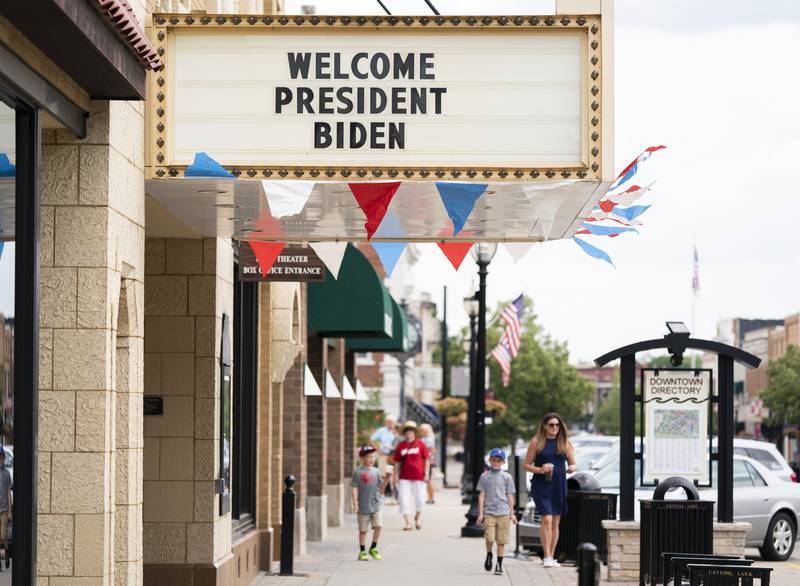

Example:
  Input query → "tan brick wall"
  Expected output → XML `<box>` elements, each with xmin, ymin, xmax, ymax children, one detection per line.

<box><xmin>143</xmin><ymin>237</ymin><xmax>234</xmax><ymax>567</ymax></box>
<box><xmin>306</xmin><ymin>335</ymin><xmax>327</xmax><ymax>497</ymax></box>
<box><xmin>326</xmin><ymin>340</ymin><xmax>345</xmax><ymax>485</ymax></box>
<box><xmin>38</xmin><ymin>100</ymin><xmax>145</xmax><ymax>585</ymax></box>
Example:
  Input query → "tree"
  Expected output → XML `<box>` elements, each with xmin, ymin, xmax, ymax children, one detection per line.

<box><xmin>762</xmin><ymin>345</ymin><xmax>800</xmax><ymax>425</ymax></box>
<box><xmin>593</xmin><ymin>369</ymin><xmax>621</xmax><ymax>435</ymax></box>
<box><xmin>484</xmin><ymin>297</ymin><xmax>594</xmax><ymax>448</ymax></box>
<box><xmin>432</xmin><ymin>328</ymin><xmax>468</xmax><ymax>396</ymax></box>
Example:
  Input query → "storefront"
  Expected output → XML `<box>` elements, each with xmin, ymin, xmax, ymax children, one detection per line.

<box><xmin>0</xmin><ymin>2</ymin><xmax>160</xmax><ymax>583</ymax></box>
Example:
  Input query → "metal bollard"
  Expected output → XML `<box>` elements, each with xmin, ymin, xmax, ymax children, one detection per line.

<box><xmin>279</xmin><ymin>475</ymin><xmax>296</xmax><ymax>576</ymax></box>
<box><xmin>577</xmin><ymin>543</ymin><xmax>600</xmax><ymax>586</ymax></box>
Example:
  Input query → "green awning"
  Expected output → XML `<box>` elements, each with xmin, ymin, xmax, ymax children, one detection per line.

<box><xmin>346</xmin><ymin>295</ymin><xmax>410</xmax><ymax>353</ymax></box>
<box><xmin>307</xmin><ymin>244</ymin><xmax>393</xmax><ymax>338</ymax></box>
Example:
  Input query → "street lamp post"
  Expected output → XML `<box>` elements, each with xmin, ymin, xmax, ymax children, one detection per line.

<box><xmin>461</xmin><ymin>294</ymin><xmax>479</xmax><ymax>504</ymax></box>
<box><xmin>461</xmin><ymin>243</ymin><xmax>497</xmax><ymax>538</ymax></box>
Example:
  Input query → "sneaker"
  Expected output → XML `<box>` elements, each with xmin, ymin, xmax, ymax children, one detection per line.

<box><xmin>550</xmin><ymin>559</ymin><xmax>561</xmax><ymax>568</ymax></box>
<box><xmin>543</xmin><ymin>558</ymin><xmax>553</xmax><ymax>567</ymax></box>
<box><xmin>495</xmin><ymin>563</ymin><xmax>503</xmax><ymax>575</ymax></box>
<box><xmin>358</xmin><ymin>550</ymin><xmax>369</xmax><ymax>561</ymax></box>
<box><xmin>484</xmin><ymin>552</ymin><xmax>493</xmax><ymax>572</ymax></box>
<box><xmin>369</xmin><ymin>547</ymin><xmax>381</xmax><ymax>560</ymax></box>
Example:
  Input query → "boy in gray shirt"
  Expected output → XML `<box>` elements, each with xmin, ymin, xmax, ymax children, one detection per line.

<box><xmin>351</xmin><ymin>446</ymin><xmax>388</xmax><ymax>561</ymax></box>
<box><xmin>477</xmin><ymin>448</ymin><xmax>516</xmax><ymax>575</ymax></box>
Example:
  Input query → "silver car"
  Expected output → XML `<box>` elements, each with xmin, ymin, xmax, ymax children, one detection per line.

<box><xmin>519</xmin><ymin>454</ymin><xmax>800</xmax><ymax>561</ymax></box>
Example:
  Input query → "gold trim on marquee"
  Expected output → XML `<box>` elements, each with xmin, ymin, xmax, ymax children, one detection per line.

<box><xmin>148</xmin><ymin>14</ymin><xmax>603</xmax><ymax>182</ymax></box>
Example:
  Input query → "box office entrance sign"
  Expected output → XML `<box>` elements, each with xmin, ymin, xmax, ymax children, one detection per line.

<box><xmin>239</xmin><ymin>243</ymin><xmax>326</xmax><ymax>281</ymax></box>
<box><xmin>642</xmin><ymin>369</ymin><xmax>713</xmax><ymax>485</ymax></box>
<box><xmin>149</xmin><ymin>14</ymin><xmax>605</xmax><ymax>181</ymax></box>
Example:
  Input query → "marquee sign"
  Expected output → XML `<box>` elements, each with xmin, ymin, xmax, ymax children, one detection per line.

<box><xmin>149</xmin><ymin>14</ymin><xmax>605</xmax><ymax>182</ymax></box>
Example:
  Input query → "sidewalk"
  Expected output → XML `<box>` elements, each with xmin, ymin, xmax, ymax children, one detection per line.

<box><xmin>254</xmin><ymin>486</ymin><xmax>580</xmax><ymax>586</ymax></box>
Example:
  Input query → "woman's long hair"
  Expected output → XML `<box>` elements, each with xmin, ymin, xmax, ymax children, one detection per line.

<box><xmin>534</xmin><ymin>412</ymin><xmax>570</xmax><ymax>455</ymax></box>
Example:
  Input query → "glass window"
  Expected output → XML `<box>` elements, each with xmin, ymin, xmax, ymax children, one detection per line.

<box><xmin>744</xmin><ymin>462</ymin><xmax>767</xmax><ymax>487</ymax></box>
<box><xmin>0</xmin><ymin>101</ymin><xmax>15</xmax><ymax>574</ymax></box>
<box><xmin>733</xmin><ymin>459</ymin><xmax>753</xmax><ymax>488</ymax></box>
<box><xmin>746</xmin><ymin>448</ymin><xmax>783</xmax><ymax>471</ymax></box>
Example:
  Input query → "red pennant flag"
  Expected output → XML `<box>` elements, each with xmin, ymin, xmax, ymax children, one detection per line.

<box><xmin>348</xmin><ymin>182</ymin><xmax>401</xmax><ymax>240</ymax></box>
<box><xmin>436</xmin><ymin>242</ymin><xmax>473</xmax><ymax>270</ymax></box>
<box><xmin>248</xmin><ymin>241</ymin><xmax>285</xmax><ymax>277</ymax></box>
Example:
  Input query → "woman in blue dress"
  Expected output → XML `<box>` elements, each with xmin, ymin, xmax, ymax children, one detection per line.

<box><xmin>524</xmin><ymin>413</ymin><xmax>576</xmax><ymax>567</ymax></box>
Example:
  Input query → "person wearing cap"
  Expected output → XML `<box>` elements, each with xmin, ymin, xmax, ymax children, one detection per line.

<box><xmin>390</xmin><ymin>421</ymin><xmax>430</xmax><ymax>530</ymax></box>
<box><xmin>351</xmin><ymin>445</ymin><xmax>389</xmax><ymax>561</ymax></box>
<box><xmin>477</xmin><ymin>448</ymin><xmax>516</xmax><ymax>576</ymax></box>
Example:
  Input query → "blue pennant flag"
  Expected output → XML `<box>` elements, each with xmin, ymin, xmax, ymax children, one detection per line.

<box><xmin>580</xmin><ymin>223</ymin><xmax>638</xmax><ymax>237</ymax></box>
<box><xmin>0</xmin><ymin>154</ymin><xmax>15</xmax><ymax>177</ymax></box>
<box><xmin>372</xmin><ymin>242</ymin><xmax>406</xmax><ymax>277</ymax></box>
<box><xmin>573</xmin><ymin>237</ymin><xmax>614</xmax><ymax>267</ymax></box>
<box><xmin>435</xmin><ymin>182</ymin><xmax>488</xmax><ymax>236</ymax></box>
<box><xmin>611</xmin><ymin>204</ymin><xmax>651</xmax><ymax>222</ymax></box>
<box><xmin>185</xmin><ymin>152</ymin><xmax>235</xmax><ymax>178</ymax></box>
<box><xmin>372</xmin><ymin>209</ymin><xmax>405</xmax><ymax>238</ymax></box>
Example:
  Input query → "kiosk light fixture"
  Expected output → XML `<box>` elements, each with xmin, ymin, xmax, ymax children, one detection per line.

<box><xmin>666</xmin><ymin>321</ymin><xmax>690</xmax><ymax>335</ymax></box>
<box><xmin>665</xmin><ymin>321</ymin><xmax>691</xmax><ymax>366</ymax></box>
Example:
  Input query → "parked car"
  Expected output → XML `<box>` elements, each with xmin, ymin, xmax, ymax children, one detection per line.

<box><xmin>588</xmin><ymin>437</ymin><xmax>795</xmax><ymax>483</ymax></box>
<box><xmin>520</xmin><ymin>454</ymin><xmax>800</xmax><ymax>561</ymax></box>
<box><xmin>570</xmin><ymin>433</ymin><xmax>619</xmax><ymax>451</ymax></box>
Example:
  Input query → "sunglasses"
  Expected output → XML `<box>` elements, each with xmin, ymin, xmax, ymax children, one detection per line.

<box><xmin>547</xmin><ymin>422</ymin><xmax>560</xmax><ymax>428</ymax></box>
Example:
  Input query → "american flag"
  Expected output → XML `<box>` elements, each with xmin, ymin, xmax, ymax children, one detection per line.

<box><xmin>491</xmin><ymin>295</ymin><xmax>525</xmax><ymax>386</ymax></box>
<box><xmin>692</xmin><ymin>244</ymin><xmax>700</xmax><ymax>295</ymax></box>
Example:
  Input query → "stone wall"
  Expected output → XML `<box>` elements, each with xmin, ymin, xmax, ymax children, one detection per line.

<box><xmin>38</xmin><ymin>99</ymin><xmax>146</xmax><ymax>585</ymax></box>
<box><xmin>142</xmin><ymin>237</ymin><xmax>234</xmax><ymax>578</ymax></box>
<box><xmin>603</xmin><ymin>520</ymin><xmax>751</xmax><ymax>583</ymax></box>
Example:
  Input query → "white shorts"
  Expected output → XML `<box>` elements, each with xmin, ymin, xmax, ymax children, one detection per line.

<box><xmin>397</xmin><ymin>479</ymin><xmax>426</xmax><ymax>516</ymax></box>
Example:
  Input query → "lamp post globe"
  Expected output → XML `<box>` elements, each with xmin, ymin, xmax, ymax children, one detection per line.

<box><xmin>461</xmin><ymin>243</ymin><xmax>495</xmax><ymax>537</ymax></box>
<box><xmin>470</xmin><ymin>242</ymin><xmax>498</xmax><ymax>264</ymax></box>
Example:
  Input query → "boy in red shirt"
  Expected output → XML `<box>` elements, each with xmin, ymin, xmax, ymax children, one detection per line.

<box><xmin>390</xmin><ymin>421</ymin><xmax>430</xmax><ymax>530</ymax></box>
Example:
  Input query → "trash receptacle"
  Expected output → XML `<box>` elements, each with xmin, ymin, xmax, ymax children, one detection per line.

<box><xmin>556</xmin><ymin>472</ymin><xmax>618</xmax><ymax>563</ymax></box>
<box><xmin>639</xmin><ymin>477</ymin><xmax>713</xmax><ymax>586</ymax></box>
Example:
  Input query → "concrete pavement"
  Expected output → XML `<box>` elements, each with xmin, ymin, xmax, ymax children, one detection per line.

<box><xmin>253</xmin><ymin>483</ymin><xmax>800</xmax><ymax>586</ymax></box>
<box><xmin>254</xmin><ymin>486</ymin><xmax>584</xmax><ymax>586</ymax></box>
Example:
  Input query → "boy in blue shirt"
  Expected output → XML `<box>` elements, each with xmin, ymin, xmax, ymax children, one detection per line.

<box><xmin>477</xmin><ymin>448</ymin><xmax>516</xmax><ymax>575</ymax></box>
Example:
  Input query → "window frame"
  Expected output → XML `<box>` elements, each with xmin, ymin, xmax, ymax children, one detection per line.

<box><xmin>231</xmin><ymin>270</ymin><xmax>258</xmax><ymax>533</ymax></box>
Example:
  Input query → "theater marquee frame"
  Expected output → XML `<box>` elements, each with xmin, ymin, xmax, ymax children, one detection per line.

<box><xmin>148</xmin><ymin>14</ymin><xmax>605</xmax><ymax>182</ymax></box>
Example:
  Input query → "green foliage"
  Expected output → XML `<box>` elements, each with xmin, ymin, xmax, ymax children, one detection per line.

<box><xmin>762</xmin><ymin>345</ymin><xmax>800</xmax><ymax>425</ymax></box>
<box><xmin>593</xmin><ymin>368</ymin><xmax>641</xmax><ymax>435</ymax></box>
<box><xmin>356</xmin><ymin>389</ymin><xmax>385</xmax><ymax>447</ymax></box>
<box><xmin>483</xmin><ymin>297</ymin><xmax>594</xmax><ymax>448</ymax></box>
<box><xmin>646</xmin><ymin>353</ymin><xmax>703</xmax><ymax>369</ymax></box>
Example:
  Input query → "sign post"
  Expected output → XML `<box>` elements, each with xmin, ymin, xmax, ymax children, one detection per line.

<box><xmin>594</xmin><ymin>322</ymin><xmax>761</xmax><ymax>523</ymax></box>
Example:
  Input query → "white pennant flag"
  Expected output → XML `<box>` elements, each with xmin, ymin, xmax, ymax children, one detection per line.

<box><xmin>504</xmin><ymin>243</ymin><xmax>535</xmax><ymax>262</ymax></box>
<box><xmin>354</xmin><ymin>379</ymin><xmax>369</xmax><ymax>401</ymax></box>
<box><xmin>262</xmin><ymin>180</ymin><xmax>315</xmax><ymax>218</ymax></box>
<box><xmin>309</xmin><ymin>242</ymin><xmax>348</xmax><ymax>279</ymax></box>
<box><xmin>523</xmin><ymin>186</ymin><xmax>567</xmax><ymax>241</ymax></box>
<box><xmin>341</xmin><ymin>377</ymin><xmax>358</xmax><ymax>400</ymax></box>
<box><xmin>324</xmin><ymin>370</ymin><xmax>341</xmax><ymax>398</ymax></box>
<box><xmin>304</xmin><ymin>364</ymin><xmax>323</xmax><ymax>396</ymax></box>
